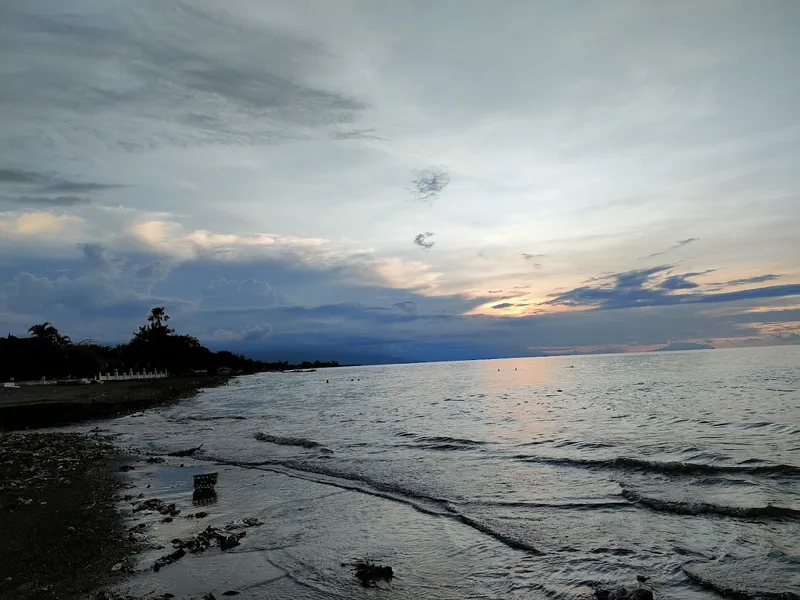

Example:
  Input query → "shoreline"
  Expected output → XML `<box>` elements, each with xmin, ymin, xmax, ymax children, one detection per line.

<box><xmin>0</xmin><ymin>376</ymin><xmax>231</xmax><ymax>599</ymax></box>
<box><xmin>0</xmin><ymin>375</ymin><xmax>231</xmax><ymax>431</ymax></box>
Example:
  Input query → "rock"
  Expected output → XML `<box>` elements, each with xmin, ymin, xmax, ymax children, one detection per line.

<box><xmin>609</xmin><ymin>587</ymin><xmax>628</xmax><ymax>600</ymax></box>
<box><xmin>629</xmin><ymin>589</ymin><xmax>653</xmax><ymax>600</ymax></box>
<box><xmin>222</xmin><ymin>592</ymin><xmax>240</xmax><ymax>596</ymax></box>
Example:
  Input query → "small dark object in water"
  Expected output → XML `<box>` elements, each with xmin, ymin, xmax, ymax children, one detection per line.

<box><xmin>222</xmin><ymin>592</ymin><xmax>241</xmax><ymax>597</ymax></box>
<box><xmin>193</xmin><ymin>472</ymin><xmax>218</xmax><ymax>490</ymax></box>
<box><xmin>118</xmin><ymin>465</ymin><xmax>134</xmax><ymax>472</ymax></box>
<box><xmin>350</xmin><ymin>559</ymin><xmax>394</xmax><ymax>587</ymax></box>
<box><xmin>168</xmin><ymin>444</ymin><xmax>204</xmax><ymax>457</ymax></box>
<box><xmin>636</xmin><ymin>575</ymin><xmax>649</xmax><ymax>584</ymax></box>
<box><xmin>557</xmin><ymin>389</ymin><xmax>563</xmax><ymax>392</ymax></box>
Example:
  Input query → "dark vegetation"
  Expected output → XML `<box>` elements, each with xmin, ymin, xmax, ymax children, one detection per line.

<box><xmin>0</xmin><ymin>307</ymin><xmax>338</xmax><ymax>381</ymax></box>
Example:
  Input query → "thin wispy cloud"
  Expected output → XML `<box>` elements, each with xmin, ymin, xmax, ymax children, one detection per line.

<box><xmin>641</xmin><ymin>238</ymin><xmax>700</xmax><ymax>260</ymax></box>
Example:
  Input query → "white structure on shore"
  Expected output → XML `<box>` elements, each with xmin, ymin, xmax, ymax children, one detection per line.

<box><xmin>96</xmin><ymin>369</ymin><xmax>168</xmax><ymax>382</ymax></box>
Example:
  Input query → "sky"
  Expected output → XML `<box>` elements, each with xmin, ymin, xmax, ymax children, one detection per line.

<box><xmin>1</xmin><ymin>0</ymin><xmax>799</xmax><ymax>363</ymax></box>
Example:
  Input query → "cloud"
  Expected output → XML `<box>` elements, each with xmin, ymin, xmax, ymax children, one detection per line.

<box><xmin>547</xmin><ymin>265</ymin><xmax>800</xmax><ymax>310</ymax></box>
<box><xmin>0</xmin><ymin>167</ymin><xmax>124</xmax><ymax>200</ymax></box>
<box><xmin>199</xmin><ymin>277</ymin><xmax>289</xmax><ymax>310</ymax></box>
<box><xmin>1</xmin><ymin>195</ymin><xmax>91</xmax><ymax>207</ymax></box>
<box><xmin>725</xmin><ymin>274</ymin><xmax>782</xmax><ymax>286</ymax></box>
<box><xmin>410</xmin><ymin>169</ymin><xmax>450</xmax><ymax>203</ymax></box>
<box><xmin>413</xmin><ymin>232</ymin><xmax>435</xmax><ymax>250</ymax></box>
<box><xmin>522</xmin><ymin>253</ymin><xmax>545</xmax><ymax>260</ymax></box>
<box><xmin>491</xmin><ymin>302</ymin><xmax>515</xmax><ymax>309</ymax></box>
<box><xmin>642</xmin><ymin>237</ymin><xmax>700</xmax><ymax>259</ymax></box>
<box><xmin>0</xmin><ymin>168</ymin><xmax>49</xmax><ymax>185</ymax></box>
<box><xmin>212</xmin><ymin>324</ymin><xmax>273</xmax><ymax>342</ymax></box>
<box><xmin>0</xmin><ymin>212</ymin><xmax>85</xmax><ymax>236</ymax></box>
<box><xmin>1</xmin><ymin>3</ymin><xmax>366</xmax><ymax>151</ymax></box>
<box><xmin>392</xmin><ymin>301</ymin><xmax>417</xmax><ymax>313</ymax></box>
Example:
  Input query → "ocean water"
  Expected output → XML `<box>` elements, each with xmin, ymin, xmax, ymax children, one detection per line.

<box><xmin>87</xmin><ymin>346</ymin><xmax>800</xmax><ymax>600</ymax></box>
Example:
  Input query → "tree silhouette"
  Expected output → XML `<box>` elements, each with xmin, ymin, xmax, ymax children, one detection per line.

<box><xmin>146</xmin><ymin>307</ymin><xmax>170</xmax><ymax>331</ymax></box>
<box><xmin>28</xmin><ymin>322</ymin><xmax>70</xmax><ymax>348</ymax></box>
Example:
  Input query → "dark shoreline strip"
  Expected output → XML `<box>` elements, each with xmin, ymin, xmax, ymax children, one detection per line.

<box><xmin>0</xmin><ymin>375</ymin><xmax>230</xmax><ymax>430</ymax></box>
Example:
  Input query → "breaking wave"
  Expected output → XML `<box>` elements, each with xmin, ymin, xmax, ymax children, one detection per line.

<box><xmin>682</xmin><ymin>565</ymin><xmax>800</xmax><ymax>600</ymax></box>
<box><xmin>622</xmin><ymin>489</ymin><xmax>800</xmax><ymax>520</ymax></box>
<box><xmin>516</xmin><ymin>455</ymin><xmax>800</xmax><ymax>477</ymax></box>
<box><xmin>403</xmin><ymin>435</ymin><xmax>490</xmax><ymax>451</ymax></box>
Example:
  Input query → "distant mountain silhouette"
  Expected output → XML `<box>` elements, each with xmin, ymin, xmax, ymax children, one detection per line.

<box><xmin>652</xmin><ymin>341</ymin><xmax>714</xmax><ymax>352</ymax></box>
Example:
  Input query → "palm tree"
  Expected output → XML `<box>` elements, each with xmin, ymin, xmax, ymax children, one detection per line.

<box><xmin>28</xmin><ymin>322</ymin><xmax>70</xmax><ymax>347</ymax></box>
<box><xmin>147</xmin><ymin>307</ymin><xmax>169</xmax><ymax>330</ymax></box>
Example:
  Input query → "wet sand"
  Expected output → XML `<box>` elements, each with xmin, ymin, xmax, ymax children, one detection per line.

<box><xmin>0</xmin><ymin>376</ymin><xmax>229</xmax><ymax>430</ymax></box>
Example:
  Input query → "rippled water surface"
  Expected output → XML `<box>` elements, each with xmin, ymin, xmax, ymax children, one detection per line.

<box><xmin>91</xmin><ymin>347</ymin><xmax>800</xmax><ymax>599</ymax></box>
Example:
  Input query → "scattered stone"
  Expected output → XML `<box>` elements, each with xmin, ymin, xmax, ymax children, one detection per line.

<box><xmin>133</xmin><ymin>498</ymin><xmax>180</xmax><ymax>517</ymax></box>
<box><xmin>225</xmin><ymin>517</ymin><xmax>263</xmax><ymax>529</ymax></box>
<box><xmin>153</xmin><ymin>547</ymin><xmax>186</xmax><ymax>572</ymax></box>
<box><xmin>184</xmin><ymin>511</ymin><xmax>209</xmax><ymax>519</ymax></box>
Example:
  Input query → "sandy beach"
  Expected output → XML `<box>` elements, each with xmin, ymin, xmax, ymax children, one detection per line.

<box><xmin>0</xmin><ymin>376</ymin><xmax>231</xmax><ymax>600</ymax></box>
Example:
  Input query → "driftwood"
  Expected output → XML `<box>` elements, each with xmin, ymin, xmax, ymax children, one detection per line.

<box><xmin>167</xmin><ymin>444</ymin><xmax>203</xmax><ymax>457</ymax></box>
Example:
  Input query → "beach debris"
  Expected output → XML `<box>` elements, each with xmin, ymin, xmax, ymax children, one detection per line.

<box><xmin>192</xmin><ymin>488</ymin><xmax>218</xmax><ymax>506</ymax></box>
<box><xmin>153</xmin><ymin>547</ymin><xmax>186</xmax><ymax>572</ymax></box>
<box><xmin>168</xmin><ymin>444</ymin><xmax>204</xmax><ymax>457</ymax></box>
<box><xmin>155</xmin><ymin>517</ymin><xmax>264</xmax><ymax>570</ymax></box>
<box><xmin>193</xmin><ymin>472</ymin><xmax>218</xmax><ymax>491</ymax></box>
<box><xmin>344</xmin><ymin>559</ymin><xmax>394</xmax><ymax>587</ymax></box>
<box><xmin>133</xmin><ymin>498</ymin><xmax>181</xmax><ymax>517</ymax></box>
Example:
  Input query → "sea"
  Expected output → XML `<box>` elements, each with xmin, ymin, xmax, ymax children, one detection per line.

<box><xmin>81</xmin><ymin>346</ymin><xmax>800</xmax><ymax>600</ymax></box>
